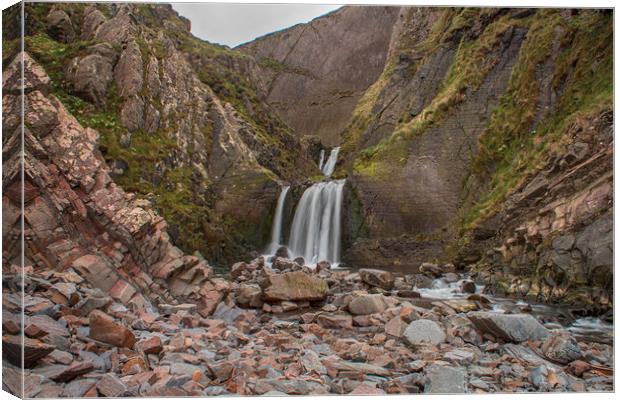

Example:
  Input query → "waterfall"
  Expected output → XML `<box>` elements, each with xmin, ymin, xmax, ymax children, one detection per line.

<box><xmin>321</xmin><ymin>147</ymin><xmax>340</xmax><ymax>177</ymax></box>
<box><xmin>287</xmin><ymin>179</ymin><xmax>345</xmax><ymax>265</ymax></box>
<box><xmin>267</xmin><ymin>185</ymin><xmax>290</xmax><ymax>254</ymax></box>
<box><xmin>318</xmin><ymin>149</ymin><xmax>325</xmax><ymax>171</ymax></box>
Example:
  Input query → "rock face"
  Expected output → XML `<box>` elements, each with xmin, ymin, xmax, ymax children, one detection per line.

<box><xmin>467</xmin><ymin>312</ymin><xmax>550</xmax><ymax>343</ymax></box>
<box><xmin>17</xmin><ymin>3</ymin><xmax>316</xmax><ymax>266</ymax></box>
<box><xmin>240</xmin><ymin>6</ymin><xmax>400</xmax><ymax>146</ymax></box>
<box><xmin>261</xmin><ymin>271</ymin><xmax>328</xmax><ymax>301</ymax></box>
<box><xmin>2</xmin><ymin>51</ymin><xmax>224</xmax><ymax>318</ymax></box>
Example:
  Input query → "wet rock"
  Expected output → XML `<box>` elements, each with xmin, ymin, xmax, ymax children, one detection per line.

<box><xmin>467</xmin><ymin>312</ymin><xmax>550</xmax><ymax>342</ymax></box>
<box><xmin>316</xmin><ymin>260</ymin><xmax>331</xmax><ymax>272</ymax></box>
<box><xmin>403</xmin><ymin>319</ymin><xmax>446</xmax><ymax>346</ymax></box>
<box><xmin>317</xmin><ymin>313</ymin><xmax>353</xmax><ymax>329</ymax></box>
<box><xmin>262</xmin><ymin>271</ymin><xmax>328</xmax><ymax>301</ymax></box>
<box><xmin>97</xmin><ymin>373</ymin><xmax>128</xmax><ymax>397</ymax></box>
<box><xmin>458</xmin><ymin>279</ymin><xmax>476</xmax><ymax>294</ymax></box>
<box><xmin>359</xmin><ymin>268</ymin><xmax>395</xmax><ymax>290</ymax></box>
<box><xmin>294</xmin><ymin>257</ymin><xmax>306</xmax><ymax>266</ymax></box>
<box><xmin>419</xmin><ymin>263</ymin><xmax>442</xmax><ymax>278</ymax></box>
<box><xmin>3</xmin><ymin>335</ymin><xmax>55</xmax><ymax>368</ymax></box>
<box><xmin>397</xmin><ymin>290</ymin><xmax>421</xmax><ymax>298</ymax></box>
<box><xmin>425</xmin><ymin>365</ymin><xmax>466</xmax><ymax>393</ymax></box>
<box><xmin>275</xmin><ymin>246</ymin><xmax>290</xmax><ymax>259</ymax></box>
<box><xmin>272</xmin><ymin>257</ymin><xmax>298</xmax><ymax>271</ymax></box>
<box><xmin>541</xmin><ymin>331</ymin><xmax>582</xmax><ymax>364</ymax></box>
<box><xmin>89</xmin><ymin>310</ymin><xmax>136</xmax><ymax>348</ymax></box>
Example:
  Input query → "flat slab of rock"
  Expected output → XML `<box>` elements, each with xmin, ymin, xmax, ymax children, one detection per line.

<box><xmin>359</xmin><ymin>269</ymin><xmax>394</xmax><ymax>290</ymax></box>
<box><xmin>425</xmin><ymin>365</ymin><xmax>466</xmax><ymax>393</ymax></box>
<box><xmin>3</xmin><ymin>335</ymin><xmax>55</xmax><ymax>368</ymax></box>
<box><xmin>467</xmin><ymin>311</ymin><xmax>550</xmax><ymax>343</ymax></box>
<box><xmin>403</xmin><ymin>319</ymin><xmax>446</xmax><ymax>346</ymax></box>
<box><xmin>262</xmin><ymin>271</ymin><xmax>328</xmax><ymax>301</ymax></box>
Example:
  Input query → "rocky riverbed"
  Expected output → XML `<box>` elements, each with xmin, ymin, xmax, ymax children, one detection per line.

<box><xmin>2</xmin><ymin>257</ymin><xmax>613</xmax><ymax>396</ymax></box>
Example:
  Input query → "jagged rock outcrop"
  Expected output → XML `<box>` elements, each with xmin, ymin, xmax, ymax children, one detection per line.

<box><xmin>3</xmin><ymin>52</ymin><xmax>222</xmax><ymax>316</ymax></box>
<box><xmin>240</xmin><ymin>6</ymin><xmax>400</xmax><ymax>146</ymax></box>
<box><xmin>14</xmin><ymin>3</ymin><xmax>316</xmax><ymax>265</ymax></box>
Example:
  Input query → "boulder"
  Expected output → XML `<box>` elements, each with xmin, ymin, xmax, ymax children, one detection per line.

<box><xmin>46</xmin><ymin>7</ymin><xmax>76</xmax><ymax>42</ymax></box>
<box><xmin>419</xmin><ymin>263</ymin><xmax>442</xmax><ymax>278</ymax></box>
<box><xmin>348</xmin><ymin>294</ymin><xmax>386</xmax><ymax>315</ymax></box>
<box><xmin>65</xmin><ymin>54</ymin><xmax>114</xmax><ymax>105</ymax></box>
<box><xmin>467</xmin><ymin>312</ymin><xmax>550</xmax><ymax>342</ymax></box>
<box><xmin>262</xmin><ymin>271</ymin><xmax>328</xmax><ymax>302</ymax></box>
<box><xmin>541</xmin><ymin>332</ymin><xmax>582</xmax><ymax>364</ymax></box>
<box><xmin>235</xmin><ymin>283</ymin><xmax>263</xmax><ymax>308</ymax></box>
<box><xmin>316</xmin><ymin>260</ymin><xmax>331</xmax><ymax>272</ymax></box>
<box><xmin>424</xmin><ymin>365</ymin><xmax>466</xmax><ymax>393</ymax></box>
<box><xmin>403</xmin><ymin>319</ymin><xmax>446</xmax><ymax>346</ymax></box>
<box><xmin>275</xmin><ymin>246</ymin><xmax>290</xmax><ymax>259</ymax></box>
<box><xmin>88</xmin><ymin>310</ymin><xmax>136</xmax><ymax>348</ymax></box>
<box><xmin>384</xmin><ymin>316</ymin><xmax>407</xmax><ymax>337</ymax></box>
<box><xmin>458</xmin><ymin>279</ymin><xmax>476</xmax><ymax>294</ymax></box>
<box><xmin>272</xmin><ymin>257</ymin><xmax>298</xmax><ymax>271</ymax></box>
<box><xmin>359</xmin><ymin>269</ymin><xmax>395</xmax><ymax>290</ymax></box>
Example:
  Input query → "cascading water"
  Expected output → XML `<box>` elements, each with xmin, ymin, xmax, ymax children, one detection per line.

<box><xmin>267</xmin><ymin>185</ymin><xmax>290</xmax><ymax>254</ymax></box>
<box><xmin>321</xmin><ymin>147</ymin><xmax>340</xmax><ymax>177</ymax></box>
<box><xmin>266</xmin><ymin>146</ymin><xmax>344</xmax><ymax>266</ymax></box>
<box><xmin>287</xmin><ymin>179</ymin><xmax>345</xmax><ymax>265</ymax></box>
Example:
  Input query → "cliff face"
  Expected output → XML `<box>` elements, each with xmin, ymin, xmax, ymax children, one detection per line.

<box><xmin>240</xmin><ymin>6</ymin><xmax>400</xmax><ymax>146</ymax></box>
<box><xmin>338</xmin><ymin>8</ymin><xmax>613</xmax><ymax>310</ymax></box>
<box><xmin>5</xmin><ymin>3</ymin><xmax>316</xmax><ymax>266</ymax></box>
<box><xmin>3</xmin><ymin>51</ymin><xmax>228</xmax><ymax>316</ymax></box>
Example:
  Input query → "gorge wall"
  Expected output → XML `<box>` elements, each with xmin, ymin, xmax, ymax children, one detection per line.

<box><xmin>4</xmin><ymin>2</ymin><xmax>317</xmax><ymax>267</ymax></box>
<box><xmin>243</xmin><ymin>7</ymin><xmax>613</xmax><ymax>311</ymax></box>
<box><xmin>240</xmin><ymin>6</ymin><xmax>400</xmax><ymax>146</ymax></box>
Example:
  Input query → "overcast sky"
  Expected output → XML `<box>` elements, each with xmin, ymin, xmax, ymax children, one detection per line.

<box><xmin>171</xmin><ymin>3</ymin><xmax>343</xmax><ymax>47</ymax></box>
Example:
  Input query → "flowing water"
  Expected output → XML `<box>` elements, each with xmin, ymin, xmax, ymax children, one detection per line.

<box><xmin>321</xmin><ymin>147</ymin><xmax>340</xmax><ymax>177</ymax></box>
<box><xmin>413</xmin><ymin>275</ymin><xmax>613</xmax><ymax>345</ymax></box>
<box><xmin>318</xmin><ymin>149</ymin><xmax>325</xmax><ymax>172</ymax></box>
<box><xmin>267</xmin><ymin>185</ymin><xmax>290</xmax><ymax>254</ymax></box>
<box><xmin>287</xmin><ymin>179</ymin><xmax>345</xmax><ymax>265</ymax></box>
